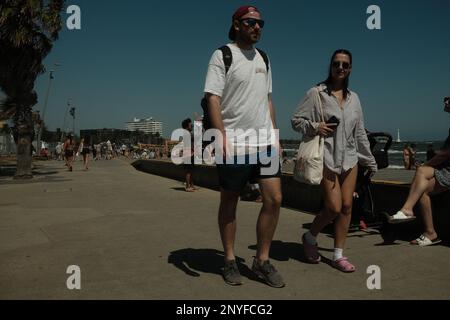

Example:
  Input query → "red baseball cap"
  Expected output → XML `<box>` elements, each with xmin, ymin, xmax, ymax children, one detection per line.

<box><xmin>228</xmin><ymin>6</ymin><xmax>260</xmax><ymax>40</ymax></box>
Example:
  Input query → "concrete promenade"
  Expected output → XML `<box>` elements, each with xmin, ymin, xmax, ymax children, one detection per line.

<box><xmin>1</xmin><ymin>158</ymin><xmax>449</xmax><ymax>299</ymax></box>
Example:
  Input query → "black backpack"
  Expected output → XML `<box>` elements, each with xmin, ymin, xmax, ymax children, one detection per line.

<box><xmin>201</xmin><ymin>45</ymin><xmax>270</xmax><ymax>130</ymax></box>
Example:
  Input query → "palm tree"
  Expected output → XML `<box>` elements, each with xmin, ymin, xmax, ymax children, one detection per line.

<box><xmin>0</xmin><ymin>0</ymin><xmax>64</xmax><ymax>179</ymax></box>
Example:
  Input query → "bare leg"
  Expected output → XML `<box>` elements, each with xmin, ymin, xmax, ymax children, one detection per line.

<box><xmin>417</xmin><ymin>177</ymin><xmax>448</xmax><ymax>239</ymax></box>
<box><xmin>218</xmin><ymin>190</ymin><xmax>240</xmax><ymax>261</ymax></box>
<box><xmin>255</xmin><ymin>177</ymin><xmax>282</xmax><ymax>261</ymax></box>
<box><xmin>185</xmin><ymin>171</ymin><xmax>194</xmax><ymax>191</ymax></box>
<box><xmin>310</xmin><ymin>167</ymin><xmax>341</xmax><ymax>237</ymax></box>
<box><xmin>83</xmin><ymin>154</ymin><xmax>88</xmax><ymax>169</ymax></box>
<box><xmin>334</xmin><ymin>165</ymin><xmax>358</xmax><ymax>249</ymax></box>
<box><xmin>401</xmin><ymin>166</ymin><xmax>436</xmax><ymax>216</ymax></box>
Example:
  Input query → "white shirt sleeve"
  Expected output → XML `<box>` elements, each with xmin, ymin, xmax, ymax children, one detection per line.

<box><xmin>204</xmin><ymin>50</ymin><xmax>225</xmax><ymax>97</ymax></box>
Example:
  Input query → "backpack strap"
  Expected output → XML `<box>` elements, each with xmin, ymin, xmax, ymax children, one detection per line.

<box><xmin>218</xmin><ymin>45</ymin><xmax>233</xmax><ymax>75</ymax></box>
<box><xmin>256</xmin><ymin>48</ymin><xmax>270</xmax><ymax>72</ymax></box>
<box><xmin>219</xmin><ymin>46</ymin><xmax>269</xmax><ymax>74</ymax></box>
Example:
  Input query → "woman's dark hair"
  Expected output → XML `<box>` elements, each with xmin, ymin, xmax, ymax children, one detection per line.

<box><xmin>319</xmin><ymin>49</ymin><xmax>353</xmax><ymax>100</ymax></box>
<box><xmin>181</xmin><ymin>118</ymin><xmax>192</xmax><ymax>130</ymax></box>
<box><xmin>67</xmin><ymin>134</ymin><xmax>73</xmax><ymax>143</ymax></box>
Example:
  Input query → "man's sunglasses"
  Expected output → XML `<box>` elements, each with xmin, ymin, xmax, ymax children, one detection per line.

<box><xmin>444</xmin><ymin>97</ymin><xmax>450</xmax><ymax>104</ymax></box>
<box><xmin>332</xmin><ymin>61</ymin><xmax>351</xmax><ymax>70</ymax></box>
<box><xmin>239</xmin><ymin>18</ymin><xmax>265</xmax><ymax>29</ymax></box>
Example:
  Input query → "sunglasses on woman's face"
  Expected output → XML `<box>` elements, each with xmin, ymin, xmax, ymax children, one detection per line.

<box><xmin>239</xmin><ymin>18</ymin><xmax>265</xmax><ymax>29</ymax></box>
<box><xmin>332</xmin><ymin>61</ymin><xmax>351</xmax><ymax>70</ymax></box>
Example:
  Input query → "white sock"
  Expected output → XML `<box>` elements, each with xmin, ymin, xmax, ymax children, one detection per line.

<box><xmin>333</xmin><ymin>248</ymin><xmax>343</xmax><ymax>261</ymax></box>
<box><xmin>304</xmin><ymin>232</ymin><xmax>317</xmax><ymax>245</ymax></box>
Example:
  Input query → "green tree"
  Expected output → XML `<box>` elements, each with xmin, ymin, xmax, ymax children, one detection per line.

<box><xmin>0</xmin><ymin>0</ymin><xmax>64</xmax><ymax>179</ymax></box>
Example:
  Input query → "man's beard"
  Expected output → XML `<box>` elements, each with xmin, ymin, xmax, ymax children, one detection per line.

<box><xmin>241</xmin><ymin>31</ymin><xmax>260</xmax><ymax>44</ymax></box>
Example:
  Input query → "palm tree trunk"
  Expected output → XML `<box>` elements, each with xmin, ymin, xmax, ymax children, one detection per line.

<box><xmin>14</xmin><ymin>108</ymin><xmax>33</xmax><ymax>179</ymax></box>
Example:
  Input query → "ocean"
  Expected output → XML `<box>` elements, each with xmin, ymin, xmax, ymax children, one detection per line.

<box><xmin>282</xmin><ymin>140</ymin><xmax>445</xmax><ymax>170</ymax></box>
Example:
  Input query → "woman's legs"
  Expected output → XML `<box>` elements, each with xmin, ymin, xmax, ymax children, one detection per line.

<box><xmin>303</xmin><ymin>166</ymin><xmax>358</xmax><ymax>270</ymax></box>
<box><xmin>334</xmin><ymin>165</ymin><xmax>358</xmax><ymax>250</ymax></box>
<box><xmin>309</xmin><ymin>167</ymin><xmax>342</xmax><ymax>237</ymax></box>
<box><xmin>68</xmin><ymin>156</ymin><xmax>73</xmax><ymax>170</ymax></box>
<box><xmin>416</xmin><ymin>177</ymin><xmax>448</xmax><ymax>239</ymax></box>
<box><xmin>400</xmin><ymin>166</ymin><xmax>437</xmax><ymax>216</ymax></box>
<box><xmin>83</xmin><ymin>154</ymin><xmax>88</xmax><ymax>169</ymax></box>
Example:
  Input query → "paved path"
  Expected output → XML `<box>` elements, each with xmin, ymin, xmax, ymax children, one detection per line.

<box><xmin>0</xmin><ymin>159</ymin><xmax>449</xmax><ymax>299</ymax></box>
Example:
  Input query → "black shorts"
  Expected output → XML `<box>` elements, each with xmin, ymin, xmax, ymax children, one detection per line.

<box><xmin>81</xmin><ymin>147</ymin><xmax>90</xmax><ymax>155</ymax></box>
<box><xmin>216</xmin><ymin>147</ymin><xmax>281</xmax><ymax>193</ymax></box>
<box><xmin>183</xmin><ymin>155</ymin><xmax>195</xmax><ymax>171</ymax></box>
<box><xmin>65</xmin><ymin>150</ymin><xmax>74</xmax><ymax>157</ymax></box>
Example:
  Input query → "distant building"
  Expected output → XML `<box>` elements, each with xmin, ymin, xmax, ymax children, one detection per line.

<box><xmin>125</xmin><ymin>117</ymin><xmax>163</xmax><ymax>136</ymax></box>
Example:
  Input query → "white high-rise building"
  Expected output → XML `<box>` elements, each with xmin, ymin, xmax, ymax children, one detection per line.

<box><xmin>125</xmin><ymin>117</ymin><xmax>163</xmax><ymax>136</ymax></box>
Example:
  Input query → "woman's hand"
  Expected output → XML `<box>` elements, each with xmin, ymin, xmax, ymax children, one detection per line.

<box><xmin>317</xmin><ymin>122</ymin><xmax>337</xmax><ymax>137</ymax></box>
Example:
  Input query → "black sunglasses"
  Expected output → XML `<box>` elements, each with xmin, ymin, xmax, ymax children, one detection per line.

<box><xmin>444</xmin><ymin>97</ymin><xmax>450</xmax><ymax>104</ymax></box>
<box><xmin>332</xmin><ymin>61</ymin><xmax>351</xmax><ymax>70</ymax></box>
<box><xmin>239</xmin><ymin>18</ymin><xmax>265</xmax><ymax>29</ymax></box>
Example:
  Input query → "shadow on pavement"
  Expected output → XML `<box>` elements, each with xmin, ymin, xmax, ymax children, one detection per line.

<box><xmin>248</xmin><ymin>240</ymin><xmax>310</xmax><ymax>264</ymax></box>
<box><xmin>0</xmin><ymin>164</ymin><xmax>71</xmax><ymax>184</ymax></box>
<box><xmin>171</xmin><ymin>187</ymin><xmax>188</xmax><ymax>192</ymax></box>
<box><xmin>168</xmin><ymin>248</ymin><xmax>260</xmax><ymax>282</ymax></box>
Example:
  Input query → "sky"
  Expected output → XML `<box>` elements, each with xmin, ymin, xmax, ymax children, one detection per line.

<box><xmin>28</xmin><ymin>0</ymin><xmax>450</xmax><ymax>141</ymax></box>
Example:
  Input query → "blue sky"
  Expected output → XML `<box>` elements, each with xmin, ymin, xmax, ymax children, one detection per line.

<box><xmin>31</xmin><ymin>0</ymin><xmax>450</xmax><ymax>140</ymax></box>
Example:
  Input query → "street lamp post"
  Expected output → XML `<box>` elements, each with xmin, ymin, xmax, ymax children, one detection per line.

<box><xmin>70</xmin><ymin>107</ymin><xmax>76</xmax><ymax>135</ymax></box>
<box><xmin>36</xmin><ymin>63</ymin><xmax>60</xmax><ymax>153</ymax></box>
<box><xmin>62</xmin><ymin>98</ymin><xmax>72</xmax><ymax>141</ymax></box>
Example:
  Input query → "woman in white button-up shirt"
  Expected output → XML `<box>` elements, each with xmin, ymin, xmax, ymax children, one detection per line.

<box><xmin>291</xmin><ymin>49</ymin><xmax>377</xmax><ymax>272</ymax></box>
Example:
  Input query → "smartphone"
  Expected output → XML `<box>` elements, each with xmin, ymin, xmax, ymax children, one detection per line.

<box><xmin>326</xmin><ymin>116</ymin><xmax>340</xmax><ymax>126</ymax></box>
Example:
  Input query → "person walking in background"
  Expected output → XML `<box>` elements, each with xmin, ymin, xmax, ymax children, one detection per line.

<box><xmin>63</xmin><ymin>134</ymin><xmax>75</xmax><ymax>172</ymax></box>
<box><xmin>204</xmin><ymin>5</ymin><xmax>284</xmax><ymax>287</ymax></box>
<box><xmin>77</xmin><ymin>138</ymin><xmax>84</xmax><ymax>162</ymax></box>
<box><xmin>92</xmin><ymin>142</ymin><xmax>97</xmax><ymax>161</ymax></box>
<box><xmin>388</xmin><ymin>96</ymin><xmax>450</xmax><ymax>245</ymax></box>
<box><xmin>291</xmin><ymin>49</ymin><xmax>377</xmax><ymax>273</ymax></box>
<box><xmin>181</xmin><ymin>118</ymin><xmax>196</xmax><ymax>192</ymax></box>
<box><xmin>96</xmin><ymin>143</ymin><xmax>101</xmax><ymax>160</ymax></box>
<box><xmin>55</xmin><ymin>142</ymin><xmax>63</xmax><ymax>161</ymax></box>
<box><xmin>81</xmin><ymin>136</ymin><xmax>91</xmax><ymax>170</ymax></box>
<box><xmin>106</xmin><ymin>140</ymin><xmax>112</xmax><ymax>160</ymax></box>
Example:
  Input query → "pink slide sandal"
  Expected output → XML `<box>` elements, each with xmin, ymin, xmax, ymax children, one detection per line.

<box><xmin>332</xmin><ymin>257</ymin><xmax>356</xmax><ymax>273</ymax></box>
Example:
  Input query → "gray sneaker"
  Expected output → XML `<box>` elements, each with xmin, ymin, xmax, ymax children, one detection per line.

<box><xmin>252</xmin><ymin>258</ymin><xmax>285</xmax><ymax>288</ymax></box>
<box><xmin>222</xmin><ymin>260</ymin><xmax>242</xmax><ymax>286</ymax></box>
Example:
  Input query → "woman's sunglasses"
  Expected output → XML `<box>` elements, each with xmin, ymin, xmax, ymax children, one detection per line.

<box><xmin>332</xmin><ymin>61</ymin><xmax>351</xmax><ymax>70</ymax></box>
<box><xmin>239</xmin><ymin>18</ymin><xmax>265</xmax><ymax>29</ymax></box>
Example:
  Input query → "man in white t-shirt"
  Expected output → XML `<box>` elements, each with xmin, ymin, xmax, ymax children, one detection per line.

<box><xmin>204</xmin><ymin>5</ymin><xmax>284</xmax><ymax>288</ymax></box>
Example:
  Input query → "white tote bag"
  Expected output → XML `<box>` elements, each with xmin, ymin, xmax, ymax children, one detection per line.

<box><xmin>293</xmin><ymin>88</ymin><xmax>325</xmax><ymax>185</ymax></box>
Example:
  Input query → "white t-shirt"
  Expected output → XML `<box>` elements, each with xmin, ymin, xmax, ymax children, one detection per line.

<box><xmin>204</xmin><ymin>43</ymin><xmax>274</xmax><ymax>149</ymax></box>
